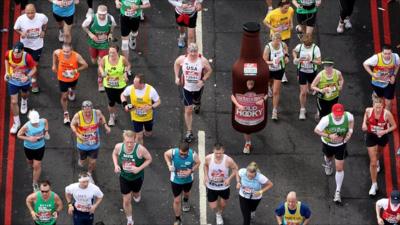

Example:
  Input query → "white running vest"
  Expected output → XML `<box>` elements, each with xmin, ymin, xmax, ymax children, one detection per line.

<box><xmin>206</xmin><ymin>154</ymin><xmax>230</xmax><ymax>190</ymax></box>
<box><xmin>182</xmin><ymin>55</ymin><xmax>204</xmax><ymax>92</ymax></box>
<box><xmin>268</xmin><ymin>42</ymin><xmax>285</xmax><ymax>71</ymax></box>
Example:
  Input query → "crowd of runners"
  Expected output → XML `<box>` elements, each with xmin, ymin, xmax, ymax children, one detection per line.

<box><xmin>3</xmin><ymin>0</ymin><xmax>400</xmax><ymax>224</ymax></box>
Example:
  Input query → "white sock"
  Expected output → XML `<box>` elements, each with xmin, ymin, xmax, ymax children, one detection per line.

<box><xmin>268</xmin><ymin>6</ymin><xmax>273</xmax><ymax>10</ymax></box>
<box><xmin>179</xmin><ymin>33</ymin><xmax>185</xmax><ymax>38</ymax></box>
<box><xmin>13</xmin><ymin>116</ymin><xmax>20</xmax><ymax>125</ymax></box>
<box><xmin>245</xmin><ymin>141</ymin><xmax>251</xmax><ymax>145</ymax></box>
<box><xmin>21</xmin><ymin>98</ymin><xmax>27</xmax><ymax>104</ymax></box>
<box><xmin>127</xmin><ymin>216</ymin><xmax>133</xmax><ymax>222</ymax></box>
<box><xmin>372</xmin><ymin>182</ymin><xmax>378</xmax><ymax>187</ymax></box>
<box><xmin>335</xmin><ymin>171</ymin><xmax>344</xmax><ymax>192</ymax></box>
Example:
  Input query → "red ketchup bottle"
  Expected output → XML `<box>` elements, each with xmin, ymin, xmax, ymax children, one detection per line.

<box><xmin>231</xmin><ymin>22</ymin><xmax>269</xmax><ymax>133</ymax></box>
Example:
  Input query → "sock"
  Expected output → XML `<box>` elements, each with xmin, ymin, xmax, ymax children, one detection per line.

<box><xmin>13</xmin><ymin>116</ymin><xmax>20</xmax><ymax>125</ymax></box>
<box><xmin>245</xmin><ymin>141</ymin><xmax>251</xmax><ymax>145</ymax></box>
<box><xmin>268</xmin><ymin>6</ymin><xmax>273</xmax><ymax>11</ymax></box>
<box><xmin>372</xmin><ymin>182</ymin><xmax>378</xmax><ymax>187</ymax></box>
<box><xmin>179</xmin><ymin>33</ymin><xmax>185</xmax><ymax>39</ymax></box>
<box><xmin>183</xmin><ymin>197</ymin><xmax>188</xmax><ymax>202</ymax></box>
<box><xmin>127</xmin><ymin>216</ymin><xmax>133</xmax><ymax>222</ymax></box>
<box><xmin>335</xmin><ymin>171</ymin><xmax>344</xmax><ymax>192</ymax></box>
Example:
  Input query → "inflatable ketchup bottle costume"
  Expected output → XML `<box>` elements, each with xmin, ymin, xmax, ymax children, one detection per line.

<box><xmin>231</xmin><ymin>22</ymin><xmax>269</xmax><ymax>153</ymax></box>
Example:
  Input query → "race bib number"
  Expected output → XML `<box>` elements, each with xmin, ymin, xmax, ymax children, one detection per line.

<box><xmin>185</xmin><ymin>72</ymin><xmax>200</xmax><ymax>83</ymax></box>
<box><xmin>135</xmin><ymin>108</ymin><xmax>147</xmax><ymax>116</ymax></box>
<box><xmin>242</xmin><ymin>186</ymin><xmax>254</xmax><ymax>197</ymax></box>
<box><xmin>107</xmin><ymin>77</ymin><xmax>119</xmax><ymax>87</ymax></box>
<box><xmin>75</xmin><ymin>203</ymin><xmax>91</xmax><ymax>212</ymax></box>
<box><xmin>62</xmin><ymin>69</ymin><xmax>76</xmax><ymax>79</ymax></box>
<box><xmin>26</xmin><ymin>28</ymin><xmax>40</xmax><ymax>39</ymax></box>
<box><xmin>124</xmin><ymin>8</ymin><xmax>137</xmax><ymax>17</ymax></box>
<box><xmin>83</xmin><ymin>132</ymin><xmax>98</xmax><ymax>145</ymax></box>
<box><xmin>122</xmin><ymin>160</ymin><xmax>136</xmax><ymax>173</ymax></box>
<box><xmin>37</xmin><ymin>212</ymin><xmax>52</xmax><ymax>221</ymax></box>
<box><xmin>176</xmin><ymin>169</ymin><xmax>189</xmax><ymax>178</ymax></box>
<box><xmin>96</xmin><ymin>33</ymin><xmax>108</xmax><ymax>43</ymax></box>
<box><xmin>11</xmin><ymin>70</ymin><xmax>26</xmax><ymax>81</ymax></box>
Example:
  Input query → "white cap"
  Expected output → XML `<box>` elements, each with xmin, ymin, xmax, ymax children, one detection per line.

<box><xmin>28</xmin><ymin>110</ymin><xmax>40</xmax><ymax>124</ymax></box>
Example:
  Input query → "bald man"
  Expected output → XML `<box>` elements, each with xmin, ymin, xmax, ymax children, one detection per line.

<box><xmin>14</xmin><ymin>3</ymin><xmax>48</xmax><ymax>93</ymax></box>
<box><xmin>275</xmin><ymin>191</ymin><xmax>311</xmax><ymax>225</ymax></box>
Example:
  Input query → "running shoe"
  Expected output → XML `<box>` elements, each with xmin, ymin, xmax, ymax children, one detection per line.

<box><xmin>369</xmin><ymin>183</ymin><xmax>378</xmax><ymax>196</ymax></box>
<box><xmin>268</xmin><ymin>86</ymin><xmax>273</xmax><ymax>97</ymax></box>
<box><xmin>281</xmin><ymin>73</ymin><xmax>288</xmax><ymax>83</ymax></box>
<box><xmin>33</xmin><ymin>183</ymin><xmax>39</xmax><ymax>192</ymax></box>
<box><xmin>108</xmin><ymin>114</ymin><xmax>116</xmax><ymax>126</ymax></box>
<box><xmin>127</xmin><ymin>221</ymin><xmax>134</xmax><ymax>225</ymax></box>
<box><xmin>295</xmin><ymin>25</ymin><xmax>303</xmax><ymax>40</ymax></box>
<box><xmin>314</xmin><ymin>112</ymin><xmax>320</xmax><ymax>122</ymax></box>
<box><xmin>63</xmin><ymin>112</ymin><xmax>70</xmax><ymax>125</ymax></box>
<box><xmin>86</xmin><ymin>8</ymin><xmax>94</xmax><ymax>18</ymax></box>
<box><xmin>344</xmin><ymin>18</ymin><xmax>352</xmax><ymax>29</ymax></box>
<box><xmin>133</xmin><ymin>194</ymin><xmax>141</xmax><ymax>203</ymax></box>
<box><xmin>58</xmin><ymin>30</ymin><xmax>64</xmax><ymax>42</ymax></box>
<box><xmin>140</xmin><ymin>12</ymin><xmax>145</xmax><ymax>21</ymax></box>
<box><xmin>31</xmin><ymin>85</ymin><xmax>39</xmax><ymax>93</ymax></box>
<box><xmin>129</xmin><ymin>33</ymin><xmax>136</xmax><ymax>50</ymax></box>
<box><xmin>87</xmin><ymin>173</ymin><xmax>95</xmax><ymax>184</ymax></box>
<box><xmin>216</xmin><ymin>212</ymin><xmax>224</xmax><ymax>225</ymax></box>
<box><xmin>9</xmin><ymin>122</ymin><xmax>20</xmax><ymax>134</ymax></box>
<box><xmin>333</xmin><ymin>191</ymin><xmax>342</xmax><ymax>203</ymax></box>
<box><xmin>68</xmin><ymin>88</ymin><xmax>76</xmax><ymax>101</ymax></box>
<box><xmin>377</xmin><ymin>160</ymin><xmax>381</xmax><ymax>173</ymax></box>
<box><xmin>250</xmin><ymin>211</ymin><xmax>256</xmax><ymax>220</ymax></box>
<box><xmin>337</xmin><ymin>21</ymin><xmax>344</xmax><ymax>33</ymax></box>
<box><xmin>178</xmin><ymin>37</ymin><xmax>185</xmax><ymax>48</ymax></box>
<box><xmin>182</xmin><ymin>200</ymin><xmax>190</xmax><ymax>212</ymax></box>
<box><xmin>20</xmin><ymin>99</ymin><xmax>28</xmax><ymax>114</ymax></box>
<box><xmin>243</xmin><ymin>143</ymin><xmax>251</xmax><ymax>154</ymax></box>
<box><xmin>185</xmin><ymin>131</ymin><xmax>194</xmax><ymax>143</ymax></box>
<box><xmin>322</xmin><ymin>162</ymin><xmax>333</xmax><ymax>176</ymax></box>
<box><xmin>173</xmin><ymin>219</ymin><xmax>182</xmax><ymax>225</ymax></box>
<box><xmin>271</xmin><ymin>108</ymin><xmax>278</xmax><ymax>120</ymax></box>
<box><xmin>299</xmin><ymin>108</ymin><xmax>306</xmax><ymax>120</ymax></box>
<box><xmin>193</xmin><ymin>104</ymin><xmax>201</xmax><ymax>114</ymax></box>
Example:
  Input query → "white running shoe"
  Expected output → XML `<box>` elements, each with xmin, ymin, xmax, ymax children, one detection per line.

<box><xmin>140</xmin><ymin>12</ymin><xmax>145</xmax><ymax>21</ymax></box>
<box><xmin>133</xmin><ymin>194</ymin><xmax>141</xmax><ymax>203</ymax></box>
<box><xmin>216</xmin><ymin>212</ymin><xmax>224</xmax><ymax>225</ymax></box>
<box><xmin>63</xmin><ymin>112</ymin><xmax>70</xmax><ymax>125</ymax></box>
<box><xmin>281</xmin><ymin>73</ymin><xmax>288</xmax><ymax>83</ymax></box>
<box><xmin>108</xmin><ymin>114</ymin><xmax>116</xmax><ymax>126</ymax></box>
<box><xmin>129</xmin><ymin>33</ymin><xmax>136</xmax><ymax>50</ymax></box>
<box><xmin>250</xmin><ymin>211</ymin><xmax>256</xmax><ymax>220</ymax></box>
<box><xmin>337</xmin><ymin>21</ymin><xmax>345</xmax><ymax>33</ymax></box>
<box><xmin>344</xmin><ymin>18</ymin><xmax>352</xmax><ymax>29</ymax></box>
<box><xmin>87</xmin><ymin>173</ymin><xmax>95</xmax><ymax>184</ymax></box>
<box><xmin>333</xmin><ymin>191</ymin><xmax>342</xmax><ymax>203</ymax></box>
<box><xmin>58</xmin><ymin>30</ymin><xmax>64</xmax><ymax>42</ymax></box>
<box><xmin>299</xmin><ymin>108</ymin><xmax>306</xmax><ymax>120</ymax></box>
<box><xmin>182</xmin><ymin>200</ymin><xmax>190</xmax><ymax>212</ymax></box>
<box><xmin>10</xmin><ymin>122</ymin><xmax>20</xmax><ymax>134</ymax></box>
<box><xmin>322</xmin><ymin>162</ymin><xmax>333</xmax><ymax>176</ymax></box>
<box><xmin>271</xmin><ymin>108</ymin><xmax>278</xmax><ymax>120</ymax></box>
<box><xmin>86</xmin><ymin>8</ymin><xmax>94</xmax><ymax>18</ymax></box>
<box><xmin>178</xmin><ymin>37</ymin><xmax>185</xmax><ymax>48</ymax></box>
<box><xmin>243</xmin><ymin>143</ymin><xmax>251</xmax><ymax>154</ymax></box>
<box><xmin>369</xmin><ymin>183</ymin><xmax>378</xmax><ymax>196</ymax></box>
<box><xmin>68</xmin><ymin>88</ymin><xmax>76</xmax><ymax>101</ymax></box>
<box><xmin>377</xmin><ymin>160</ymin><xmax>381</xmax><ymax>173</ymax></box>
<box><xmin>127</xmin><ymin>221</ymin><xmax>134</xmax><ymax>225</ymax></box>
<box><xmin>33</xmin><ymin>183</ymin><xmax>40</xmax><ymax>192</ymax></box>
<box><xmin>20</xmin><ymin>99</ymin><xmax>28</xmax><ymax>114</ymax></box>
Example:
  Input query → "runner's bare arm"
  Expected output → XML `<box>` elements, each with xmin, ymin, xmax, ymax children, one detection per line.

<box><xmin>338</xmin><ymin>71</ymin><xmax>344</xmax><ymax>91</ymax></box>
<box><xmin>227</xmin><ymin>156</ymin><xmax>239</xmax><ymax>180</ymax></box>
<box><xmin>26</xmin><ymin>193</ymin><xmax>38</xmax><ymax>220</ymax></box>
<box><xmin>174</xmin><ymin>56</ymin><xmax>184</xmax><ymax>85</ymax></box>
<box><xmin>112</xmin><ymin>143</ymin><xmax>122</xmax><ymax>172</ymax></box>
<box><xmin>310</xmin><ymin>72</ymin><xmax>322</xmax><ymax>92</ymax></box>
<box><xmin>202</xmin><ymin>57</ymin><xmax>212</xmax><ymax>81</ymax></box>
<box><xmin>54</xmin><ymin>193</ymin><xmax>63</xmax><ymax>214</ymax></box>
<box><xmin>344</xmin><ymin>116</ymin><xmax>355</xmax><ymax>142</ymax></box>
<box><xmin>52</xmin><ymin>50</ymin><xmax>59</xmax><ymax>73</ymax></box>
<box><xmin>164</xmin><ymin>149</ymin><xmax>173</xmax><ymax>169</ymax></box>
<box><xmin>40</xmin><ymin>23</ymin><xmax>48</xmax><ymax>38</ymax></box>
<box><xmin>292</xmin><ymin>0</ymin><xmax>301</xmax><ymax>8</ymax></box>
<box><xmin>16</xmin><ymin>124</ymin><xmax>29</xmax><ymax>141</ymax></box>
<box><xmin>96</xmin><ymin>110</ymin><xmax>110</xmax><ymax>133</ymax></box>
<box><xmin>203</xmin><ymin>155</ymin><xmax>210</xmax><ymax>184</ymax></box>
<box><xmin>137</xmin><ymin>145</ymin><xmax>153</xmax><ymax>171</ymax></box>
<box><xmin>192</xmin><ymin>152</ymin><xmax>201</xmax><ymax>172</ymax></box>
<box><xmin>98</xmin><ymin>57</ymin><xmax>106</xmax><ymax>76</ymax></box>
<box><xmin>76</xmin><ymin>54</ymin><xmax>88</xmax><ymax>72</ymax></box>
<box><xmin>361</xmin><ymin>108</ymin><xmax>369</xmax><ymax>132</ymax></box>
<box><xmin>385</xmin><ymin>110</ymin><xmax>397</xmax><ymax>134</ymax></box>
<box><xmin>262</xmin><ymin>45</ymin><xmax>272</xmax><ymax>64</ymax></box>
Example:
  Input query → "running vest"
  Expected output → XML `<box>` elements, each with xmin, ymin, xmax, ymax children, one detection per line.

<box><xmin>34</xmin><ymin>191</ymin><xmax>56</xmax><ymax>225</ymax></box>
<box><xmin>322</xmin><ymin>113</ymin><xmax>349</xmax><ymax>144</ymax></box>
<box><xmin>130</xmin><ymin>84</ymin><xmax>153</xmax><ymax>122</ymax></box>
<box><xmin>76</xmin><ymin>110</ymin><xmax>100</xmax><ymax>150</ymax></box>
<box><xmin>367</xmin><ymin>109</ymin><xmax>388</xmax><ymax>134</ymax></box>
<box><xmin>52</xmin><ymin>0</ymin><xmax>75</xmax><ymax>17</ymax></box>
<box><xmin>206</xmin><ymin>154</ymin><xmax>230</xmax><ymax>190</ymax></box>
<box><xmin>24</xmin><ymin>119</ymin><xmax>46</xmax><ymax>150</ymax></box>
<box><xmin>7</xmin><ymin>51</ymin><xmax>31</xmax><ymax>86</ymax></box>
<box><xmin>297</xmin><ymin>44</ymin><xmax>317</xmax><ymax>73</ymax></box>
<box><xmin>175</xmin><ymin>0</ymin><xmax>197</xmax><ymax>15</ymax></box>
<box><xmin>382</xmin><ymin>199</ymin><xmax>400</xmax><ymax>224</ymax></box>
<box><xmin>118</xmin><ymin>143</ymin><xmax>144</xmax><ymax>181</ymax></box>
<box><xmin>120</xmin><ymin>0</ymin><xmax>143</xmax><ymax>18</ymax></box>
<box><xmin>267</xmin><ymin>42</ymin><xmax>285</xmax><ymax>71</ymax></box>
<box><xmin>87</xmin><ymin>14</ymin><xmax>112</xmax><ymax>49</ymax></box>
<box><xmin>170</xmin><ymin>148</ymin><xmax>194</xmax><ymax>184</ymax></box>
<box><xmin>182</xmin><ymin>54</ymin><xmax>204</xmax><ymax>92</ymax></box>
<box><xmin>57</xmin><ymin>51</ymin><xmax>80</xmax><ymax>82</ymax></box>
<box><xmin>372</xmin><ymin>53</ymin><xmax>396</xmax><ymax>88</ymax></box>
<box><xmin>317</xmin><ymin>69</ymin><xmax>340</xmax><ymax>101</ymax></box>
<box><xmin>103</xmin><ymin>55</ymin><xmax>126</xmax><ymax>89</ymax></box>
<box><xmin>283</xmin><ymin>202</ymin><xmax>304</xmax><ymax>225</ymax></box>
<box><xmin>296</xmin><ymin>0</ymin><xmax>317</xmax><ymax>14</ymax></box>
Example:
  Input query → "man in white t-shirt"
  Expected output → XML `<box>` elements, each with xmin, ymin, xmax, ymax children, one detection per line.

<box><xmin>14</xmin><ymin>3</ymin><xmax>48</xmax><ymax>93</ymax></box>
<box><xmin>120</xmin><ymin>74</ymin><xmax>161</xmax><ymax>145</ymax></box>
<box><xmin>65</xmin><ymin>172</ymin><xmax>104</xmax><ymax>225</ymax></box>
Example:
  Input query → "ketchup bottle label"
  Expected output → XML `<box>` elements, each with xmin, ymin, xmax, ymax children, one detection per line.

<box><xmin>243</xmin><ymin>63</ymin><xmax>257</xmax><ymax>76</ymax></box>
<box><xmin>234</xmin><ymin>92</ymin><xmax>265</xmax><ymax>126</ymax></box>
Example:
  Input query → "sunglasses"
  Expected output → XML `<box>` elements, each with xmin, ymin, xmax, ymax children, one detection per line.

<box><xmin>41</xmin><ymin>190</ymin><xmax>50</xmax><ymax>193</ymax></box>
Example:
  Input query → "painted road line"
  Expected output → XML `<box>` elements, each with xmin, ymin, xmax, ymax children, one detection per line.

<box><xmin>196</xmin><ymin>11</ymin><xmax>203</xmax><ymax>54</ymax></box>
<box><xmin>198</xmin><ymin>130</ymin><xmax>207</xmax><ymax>225</ymax></box>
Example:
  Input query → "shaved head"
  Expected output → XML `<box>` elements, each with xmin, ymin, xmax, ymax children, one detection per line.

<box><xmin>286</xmin><ymin>191</ymin><xmax>298</xmax><ymax>210</ymax></box>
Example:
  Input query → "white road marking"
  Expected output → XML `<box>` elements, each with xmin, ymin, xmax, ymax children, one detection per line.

<box><xmin>196</xmin><ymin>11</ymin><xmax>203</xmax><ymax>54</ymax></box>
<box><xmin>198</xmin><ymin>130</ymin><xmax>207</xmax><ymax>225</ymax></box>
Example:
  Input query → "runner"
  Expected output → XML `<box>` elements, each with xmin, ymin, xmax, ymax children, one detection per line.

<box><xmin>115</xmin><ymin>0</ymin><xmax>151</xmax><ymax>59</ymax></box>
<box><xmin>275</xmin><ymin>191</ymin><xmax>311</xmax><ymax>225</ymax></box>
<box><xmin>363</xmin><ymin>44</ymin><xmax>400</xmax><ymax>110</ymax></box>
<box><xmin>112</xmin><ymin>130</ymin><xmax>153</xmax><ymax>225</ymax></box>
<box><xmin>26</xmin><ymin>180</ymin><xmax>63</xmax><ymax>225</ymax></box>
<box><xmin>292</xmin><ymin>33</ymin><xmax>321</xmax><ymax>120</ymax></box>
<box><xmin>204</xmin><ymin>143</ymin><xmax>238</xmax><ymax>225</ymax></box>
<box><xmin>236</xmin><ymin>162</ymin><xmax>273</xmax><ymax>225</ymax></box>
<box><xmin>168</xmin><ymin>0</ymin><xmax>203</xmax><ymax>48</ymax></box>
<box><xmin>82</xmin><ymin>4</ymin><xmax>117</xmax><ymax>92</ymax></box>
<box><xmin>164</xmin><ymin>142</ymin><xmax>201</xmax><ymax>225</ymax></box>
<box><xmin>17</xmin><ymin>110</ymin><xmax>50</xmax><ymax>192</ymax></box>
<box><xmin>362</xmin><ymin>94</ymin><xmax>396</xmax><ymax>196</ymax></box>
<box><xmin>231</xmin><ymin>80</ymin><xmax>268</xmax><ymax>154</ymax></box>
<box><xmin>314</xmin><ymin>103</ymin><xmax>354</xmax><ymax>204</ymax></box>
<box><xmin>174</xmin><ymin>43</ymin><xmax>213</xmax><ymax>143</ymax></box>
<box><xmin>262</xmin><ymin>32</ymin><xmax>290</xmax><ymax>120</ymax></box>
<box><xmin>4</xmin><ymin>41</ymin><xmax>37</xmax><ymax>134</ymax></box>
<box><xmin>14</xmin><ymin>3</ymin><xmax>48</xmax><ymax>93</ymax></box>
<box><xmin>310</xmin><ymin>59</ymin><xmax>344</xmax><ymax>120</ymax></box>
<box><xmin>65</xmin><ymin>172</ymin><xmax>104</xmax><ymax>225</ymax></box>
<box><xmin>263</xmin><ymin>0</ymin><xmax>294</xmax><ymax>83</ymax></box>
<box><xmin>70</xmin><ymin>100</ymin><xmax>111</xmax><ymax>183</ymax></box>
<box><xmin>98</xmin><ymin>45</ymin><xmax>131</xmax><ymax>125</ymax></box>
<box><xmin>51</xmin><ymin>43</ymin><xmax>88</xmax><ymax>124</ymax></box>
<box><xmin>292</xmin><ymin>0</ymin><xmax>321</xmax><ymax>36</ymax></box>
<box><xmin>376</xmin><ymin>190</ymin><xmax>400</xmax><ymax>225</ymax></box>
<box><xmin>121</xmin><ymin>74</ymin><xmax>161</xmax><ymax>145</ymax></box>
<box><xmin>336</xmin><ymin>0</ymin><xmax>356</xmax><ymax>33</ymax></box>
<box><xmin>48</xmin><ymin>0</ymin><xmax>79</xmax><ymax>44</ymax></box>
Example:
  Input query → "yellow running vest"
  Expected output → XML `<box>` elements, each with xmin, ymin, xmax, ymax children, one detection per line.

<box><xmin>283</xmin><ymin>201</ymin><xmax>304</xmax><ymax>225</ymax></box>
<box><xmin>130</xmin><ymin>84</ymin><xmax>153</xmax><ymax>122</ymax></box>
<box><xmin>372</xmin><ymin>53</ymin><xmax>395</xmax><ymax>86</ymax></box>
<box><xmin>103</xmin><ymin>55</ymin><xmax>127</xmax><ymax>89</ymax></box>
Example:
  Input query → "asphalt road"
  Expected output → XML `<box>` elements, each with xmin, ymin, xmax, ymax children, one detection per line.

<box><xmin>2</xmin><ymin>0</ymin><xmax>400</xmax><ymax>225</ymax></box>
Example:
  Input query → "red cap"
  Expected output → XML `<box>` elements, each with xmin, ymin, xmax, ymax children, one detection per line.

<box><xmin>332</xmin><ymin>103</ymin><xmax>344</xmax><ymax>117</ymax></box>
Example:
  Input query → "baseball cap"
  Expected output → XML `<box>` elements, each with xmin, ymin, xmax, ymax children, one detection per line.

<box><xmin>322</xmin><ymin>58</ymin><xmax>335</xmax><ymax>67</ymax></box>
<box><xmin>28</xmin><ymin>110</ymin><xmax>40</xmax><ymax>124</ymax></box>
<box><xmin>331</xmin><ymin>103</ymin><xmax>344</xmax><ymax>117</ymax></box>
<box><xmin>391</xmin><ymin>190</ymin><xmax>400</xmax><ymax>204</ymax></box>
<box><xmin>13</xmin><ymin>42</ymin><xmax>24</xmax><ymax>53</ymax></box>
